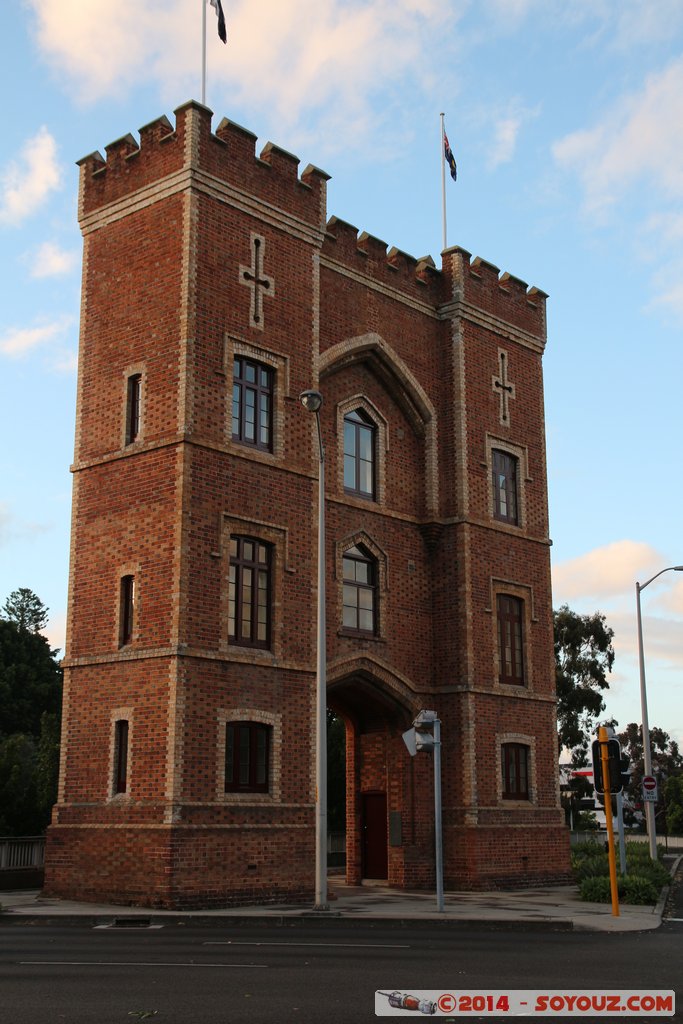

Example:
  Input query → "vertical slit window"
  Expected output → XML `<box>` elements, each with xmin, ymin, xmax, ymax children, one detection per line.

<box><xmin>113</xmin><ymin>720</ymin><xmax>129</xmax><ymax>795</ymax></box>
<box><xmin>126</xmin><ymin>374</ymin><xmax>142</xmax><ymax>445</ymax></box>
<box><xmin>120</xmin><ymin>575</ymin><xmax>135</xmax><ymax>647</ymax></box>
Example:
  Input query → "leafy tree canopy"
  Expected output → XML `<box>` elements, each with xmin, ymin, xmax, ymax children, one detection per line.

<box><xmin>2</xmin><ymin>587</ymin><xmax>50</xmax><ymax>634</ymax></box>
<box><xmin>554</xmin><ymin>604</ymin><xmax>615</xmax><ymax>755</ymax></box>
<box><xmin>0</xmin><ymin>615</ymin><xmax>62</xmax><ymax>739</ymax></box>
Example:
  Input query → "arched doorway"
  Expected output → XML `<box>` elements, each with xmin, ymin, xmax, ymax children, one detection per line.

<box><xmin>327</xmin><ymin>665</ymin><xmax>431</xmax><ymax>888</ymax></box>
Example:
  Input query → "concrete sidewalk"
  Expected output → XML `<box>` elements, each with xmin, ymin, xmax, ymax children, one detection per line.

<box><xmin>0</xmin><ymin>877</ymin><xmax>669</xmax><ymax>933</ymax></box>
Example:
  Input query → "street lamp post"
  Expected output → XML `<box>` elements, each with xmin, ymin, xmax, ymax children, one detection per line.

<box><xmin>299</xmin><ymin>389</ymin><xmax>328</xmax><ymax>910</ymax></box>
<box><xmin>635</xmin><ymin>564</ymin><xmax>683</xmax><ymax>861</ymax></box>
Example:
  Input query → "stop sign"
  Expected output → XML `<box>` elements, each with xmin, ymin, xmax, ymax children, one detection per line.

<box><xmin>643</xmin><ymin>775</ymin><xmax>657</xmax><ymax>790</ymax></box>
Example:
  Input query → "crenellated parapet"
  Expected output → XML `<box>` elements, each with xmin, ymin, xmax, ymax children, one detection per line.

<box><xmin>76</xmin><ymin>101</ymin><xmax>330</xmax><ymax>230</ymax></box>
<box><xmin>441</xmin><ymin>245</ymin><xmax>547</xmax><ymax>344</ymax></box>
<box><xmin>75</xmin><ymin>103</ymin><xmax>546</xmax><ymax>334</ymax></box>
<box><xmin>322</xmin><ymin>217</ymin><xmax>446</xmax><ymax>304</ymax></box>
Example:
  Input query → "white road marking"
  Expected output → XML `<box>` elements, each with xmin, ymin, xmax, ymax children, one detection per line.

<box><xmin>203</xmin><ymin>941</ymin><xmax>410</xmax><ymax>949</ymax></box>
<box><xmin>20</xmin><ymin>961</ymin><xmax>268</xmax><ymax>968</ymax></box>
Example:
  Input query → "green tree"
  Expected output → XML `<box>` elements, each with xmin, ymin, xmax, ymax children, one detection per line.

<box><xmin>0</xmin><ymin>618</ymin><xmax>62</xmax><ymax>738</ymax></box>
<box><xmin>554</xmin><ymin>605</ymin><xmax>615</xmax><ymax>754</ymax></box>
<box><xmin>0</xmin><ymin>734</ymin><xmax>41</xmax><ymax>835</ymax></box>
<box><xmin>664</xmin><ymin>776</ymin><xmax>683</xmax><ymax>836</ymax></box>
<box><xmin>618</xmin><ymin>722</ymin><xmax>683</xmax><ymax>829</ymax></box>
<box><xmin>0</xmin><ymin>595</ymin><xmax>62</xmax><ymax>836</ymax></box>
<box><xmin>2</xmin><ymin>587</ymin><xmax>50</xmax><ymax>634</ymax></box>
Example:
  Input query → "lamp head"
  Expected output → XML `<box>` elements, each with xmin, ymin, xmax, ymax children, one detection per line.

<box><xmin>299</xmin><ymin>390</ymin><xmax>323</xmax><ymax>414</ymax></box>
<box><xmin>675</xmin><ymin>566</ymin><xmax>683</xmax><ymax>572</ymax></box>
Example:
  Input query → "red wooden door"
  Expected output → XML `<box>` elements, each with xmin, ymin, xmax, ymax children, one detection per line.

<box><xmin>362</xmin><ymin>792</ymin><xmax>388</xmax><ymax>879</ymax></box>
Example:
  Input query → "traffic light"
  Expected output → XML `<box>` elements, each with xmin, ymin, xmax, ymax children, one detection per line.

<box><xmin>591</xmin><ymin>738</ymin><xmax>623</xmax><ymax>794</ymax></box>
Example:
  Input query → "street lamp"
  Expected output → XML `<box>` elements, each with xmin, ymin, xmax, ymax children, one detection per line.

<box><xmin>299</xmin><ymin>389</ymin><xmax>328</xmax><ymax>910</ymax></box>
<box><xmin>635</xmin><ymin>564</ymin><xmax>683</xmax><ymax>860</ymax></box>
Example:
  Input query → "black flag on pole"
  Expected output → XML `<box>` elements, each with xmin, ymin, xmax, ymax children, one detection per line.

<box><xmin>210</xmin><ymin>0</ymin><xmax>227</xmax><ymax>43</ymax></box>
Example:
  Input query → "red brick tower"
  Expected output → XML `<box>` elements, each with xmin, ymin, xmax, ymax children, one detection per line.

<box><xmin>45</xmin><ymin>102</ymin><xmax>569</xmax><ymax>908</ymax></box>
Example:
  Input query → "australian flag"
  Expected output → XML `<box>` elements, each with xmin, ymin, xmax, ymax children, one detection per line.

<box><xmin>210</xmin><ymin>0</ymin><xmax>227</xmax><ymax>43</ymax></box>
<box><xmin>444</xmin><ymin>133</ymin><xmax>457</xmax><ymax>182</ymax></box>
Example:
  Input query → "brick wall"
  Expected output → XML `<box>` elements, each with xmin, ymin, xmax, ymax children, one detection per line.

<box><xmin>47</xmin><ymin>101</ymin><xmax>570</xmax><ymax>908</ymax></box>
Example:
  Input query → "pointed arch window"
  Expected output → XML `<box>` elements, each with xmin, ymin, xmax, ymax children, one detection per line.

<box><xmin>342</xmin><ymin>544</ymin><xmax>377</xmax><ymax>635</ymax></box>
<box><xmin>343</xmin><ymin>409</ymin><xmax>376</xmax><ymax>499</ymax></box>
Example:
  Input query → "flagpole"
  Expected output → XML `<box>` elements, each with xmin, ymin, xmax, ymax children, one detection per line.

<box><xmin>440</xmin><ymin>113</ymin><xmax>447</xmax><ymax>252</ymax></box>
<box><xmin>201</xmin><ymin>0</ymin><xmax>207</xmax><ymax>105</ymax></box>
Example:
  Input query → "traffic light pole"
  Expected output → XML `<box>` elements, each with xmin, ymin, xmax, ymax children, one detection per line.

<box><xmin>599</xmin><ymin>725</ymin><xmax>620</xmax><ymax>917</ymax></box>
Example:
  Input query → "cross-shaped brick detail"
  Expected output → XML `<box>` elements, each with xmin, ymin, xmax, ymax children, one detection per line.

<box><xmin>239</xmin><ymin>235</ymin><xmax>274</xmax><ymax>330</ymax></box>
<box><xmin>492</xmin><ymin>349</ymin><xmax>516</xmax><ymax>427</ymax></box>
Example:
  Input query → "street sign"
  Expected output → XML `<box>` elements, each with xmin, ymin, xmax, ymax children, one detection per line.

<box><xmin>642</xmin><ymin>775</ymin><xmax>658</xmax><ymax>802</ymax></box>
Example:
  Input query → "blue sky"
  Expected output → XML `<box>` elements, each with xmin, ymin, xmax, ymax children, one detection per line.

<box><xmin>1</xmin><ymin>0</ymin><xmax>682</xmax><ymax>748</ymax></box>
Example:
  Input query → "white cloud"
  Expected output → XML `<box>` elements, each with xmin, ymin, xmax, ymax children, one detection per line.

<box><xmin>487</xmin><ymin>103</ymin><xmax>539</xmax><ymax>169</ymax></box>
<box><xmin>0</xmin><ymin>127</ymin><xmax>62</xmax><ymax>226</ymax></box>
<box><xmin>26</xmin><ymin>0</ymin><xmax>459</xmax><ymax>151</ymax></box>
<box><xmin>553</xmin><ymin>58</ymin><xmax>683</xmax><ymax>214</ymax></box>
<box><xmin>30</xmin><ymin>241</ymin><xmax>78</xmax><ymax>279</ymax></box>
<box><xmin>552</xmin><ymin>58</ymin><xmax>683</xmax><ymax>317</ymax></box>
<box><xmin>552</xmin><ymin>540</ymin><xmax>663</xmax><ymax>602</ymax></box>
<box><xmin>0</xmin><ymin>316</ymin><xmax>72</xmax><ymax>358</ymax></box>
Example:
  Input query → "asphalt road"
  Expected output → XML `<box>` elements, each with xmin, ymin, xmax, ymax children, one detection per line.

<box><xmin>1</xmin><ymin>918</ymin><xmax>681</xmax><ymax>1024</ymax></box>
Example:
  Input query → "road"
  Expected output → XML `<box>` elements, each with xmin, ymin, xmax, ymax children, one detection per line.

<box><xmin>0</xmin><ymin>917</ymin><xmax>681</xmax><ymax>1023</ymax></box>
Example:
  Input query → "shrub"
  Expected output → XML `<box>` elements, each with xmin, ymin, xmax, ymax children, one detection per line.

<box><xmin>579</xmin><ymin>876</ymin><xmax>613</xmax><ymax>903</ymax></box>
<box><xmin>621</xmin><ymin>875</ymin><xmax>659</xmax><ymax>906</ymax></box>
<box><xmin>573</xmin><ymin>853</ymin><xmax>609</xmax><ymax>881</ymax></box>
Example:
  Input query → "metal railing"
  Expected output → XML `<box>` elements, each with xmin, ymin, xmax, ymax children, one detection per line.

<box><xmin>0</xmin><ymin>836</ymin><xmax>46</xmax><ymax>871</ymax></box>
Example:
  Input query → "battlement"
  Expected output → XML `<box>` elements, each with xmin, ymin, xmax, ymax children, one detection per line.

<box><xmin>75</xmin><ymin>103</ymin><xmax>546</xmax><ymax>336</ymax></box>
<box><xmin>77</xmin><ymin>101</ymin><xmax>330</xmax><ymax>228</ymax></box>
<box><xmin>442</xmin><ymin>246</ymin><xmax>547</xmax><ymax>341</ymax></box>
<box><xmin>323</xmin><ymin>216</ymin><xmax>446</xmax><ymax>303</ymax></box>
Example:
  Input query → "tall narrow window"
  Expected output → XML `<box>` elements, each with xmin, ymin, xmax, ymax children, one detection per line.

<box><xmin>228</xmin><ymin>537</ymin><xmax>271</xmax><ymax>648</ymax></box>
<box><xmin>126</xmin><ymin>374</ymin><xmax>142</xmax><ymax>444</ymax></box>
<box><xmin>120</xmin><ymin>575</ymin><xmax>135</xmax><ymax>646</ymax></box>
<box><xmin>497</xmin><ymin>594</ymin><xmax>524</xmax><ymax>686</ymax></box>
<box><xmin>492</xmin><ymin>449</ymin><xmax>518</xmax><ymax>524</ymax></box>
<box><xmin>225</xmin><ymin>722</ymin><xmax>270</xmax><ymax>793</ymax></box>
<box><xmin>344</xmin><ymin>409</ymin><xmax>376</xmax><ymax>499</ymax></box>
<box><xmin>232</xmin><ymin>357</ymin><xmax>273</xmax><ymax>451</ymax></box>
<box><xmin>113</xmin><ymin>719</ymin><xmax>129</xmax><ymax>795</ymax></box>
<box><xmin>342</xmin><ymin>545</ymin><xmax>377</xmax><ymax>635</ymax></box>
<box><xmin>502</xmin><ymin>743</ymin><xmax>529</xmax><ymax>799</ymax></box>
